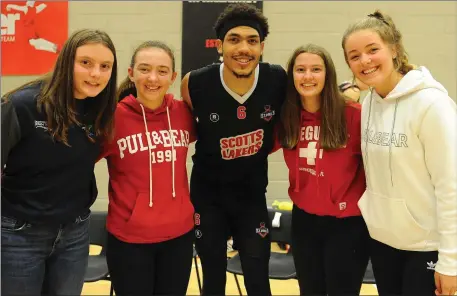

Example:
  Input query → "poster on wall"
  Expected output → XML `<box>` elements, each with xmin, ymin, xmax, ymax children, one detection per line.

<box><xmin>1</xmin><ymin>1</ymin><xmax>68</xmax><ymax>76</ymax></box>
<box><xmin>181</xmin><ymin>1</ymin><xmax>263</xmax><ymax>76</ymax></box>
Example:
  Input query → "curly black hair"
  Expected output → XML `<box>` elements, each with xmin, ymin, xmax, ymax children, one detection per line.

<box><xmin>214</xmin><ymin>3</ymin><xmax>269</xmax><ymax>40</ymax></box>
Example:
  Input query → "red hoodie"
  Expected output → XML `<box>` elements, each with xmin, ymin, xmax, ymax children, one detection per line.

<box><xmin>99</xmin><ymin>94</ymin><xmax>196</xmax><ymax>243</ymax></box>
<box><xmin>276</xmin><ymin>103</ymin><xmax>365</xmax><ymax>218</ymax></box>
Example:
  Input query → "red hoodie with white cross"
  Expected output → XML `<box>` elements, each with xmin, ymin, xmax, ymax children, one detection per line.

<box><xmin>277</xmin><ymin>103</ymin><xmax>366</xmax><ymax>218</ymax></box>
<box><xmin>99</xmin><ymin>94</ymin><xmax>196</xmax><ymax>243</ymax></box>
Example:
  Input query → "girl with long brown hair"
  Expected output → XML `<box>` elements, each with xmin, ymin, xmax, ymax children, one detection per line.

<box><xmin>276</xmin><ymin>44</ymin><xmax>369</xmax><ymax>296</ymax></box>
<box><xmin>1</xmin><ymin>28</ymin><xmax>118</xmax><ymax>295</ymax></box>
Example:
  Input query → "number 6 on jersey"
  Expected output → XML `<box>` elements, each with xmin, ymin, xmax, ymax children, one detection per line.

<box><xmin>237</xmin><ymin>106</ymin><xmax>246</xmax><ymax>120</ymax></box>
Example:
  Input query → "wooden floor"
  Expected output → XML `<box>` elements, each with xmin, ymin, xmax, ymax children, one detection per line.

<box><xmin>83</xmin><ymin>245</ymin><xmax>379</xmax><ymax>295</ymax></box>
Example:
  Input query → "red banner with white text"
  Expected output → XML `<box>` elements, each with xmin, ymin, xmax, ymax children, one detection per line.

<box><xmin>1</xmin><ymin>1</ymin><xmax>68</xmax><ymax>75</ymax></box>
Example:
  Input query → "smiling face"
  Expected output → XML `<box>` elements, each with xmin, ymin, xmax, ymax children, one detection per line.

<box><xmin>128</xmin><ymin>47</ymin><xmax>177</xmax><ymax>107</ymax></box>
<box><xmin>293</xmin><ymin>52</ymin><xmax>326</xmax><ymax>102</ymax></box>
<box><xmin>217</xmin><ymin>26</ymin><xmax>264</xmax><ymax>78</ymax></box>
<box><xmin>344</xmin><ymin>29</ymin><xmax>399</xmax><ymax>96</ymax></box>
<box><xmin>73</xmin><ymin>43</ymin><xmax>114</xmax><ymax>99</ymax></box>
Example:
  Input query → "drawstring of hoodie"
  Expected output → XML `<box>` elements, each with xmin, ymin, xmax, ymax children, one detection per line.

<box><xmin>363</xmin><ymin>90</ymin><xmax>374</xmax><ymax>187</ymax></box>
<box><xmin>139</xmin><ymin>104</ymin><xmax>177</xmax><ymax>207</ymax></box>
<box><xmin>364</xmin><ymin>90</ymin><xmax>398</xmax><ymax>187</ymax></box>
<box><xmin>166</xmin><ymin>106</ymin><xmax>176</xmax><ymax>198</ymax></box>
<box><xmin>315</xmin><ymin>140</ymin><xmax>321</xmax><ymax>192</ymax></box>
<box><xmin>140</xmin><ymin>104</ymin><xmax>154</xmax><ymax>207</ymax></box>
<box><xmin>294</xmin><ymin>147</ymin><xmax>300</xmax><ymax>192</ymax></box>
<box><xmin>389</xmin><ymin>98</ymin><xmax>399</xmax><ymax>187</ymax></box>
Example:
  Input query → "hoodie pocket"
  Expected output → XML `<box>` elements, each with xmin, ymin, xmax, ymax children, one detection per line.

<box><xmin>125</xmin><ymin>192</ymin><xmax>193</xmax><ymax>239</ymax></box>
<box><xmin>358</xmin><ymin>190</ymin><xmax>430</xmax><ymax>249</ymax></box>
<box><xmin>125</xmin><ymin>192</ymin><xmax>152</xmax><ymax>229</ymax></box>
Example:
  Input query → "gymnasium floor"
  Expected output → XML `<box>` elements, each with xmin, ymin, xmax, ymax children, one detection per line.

<box><xmin>82</xmin><ymin>244</ymin><xmax>379</xmax><ymax>295</ymax></box>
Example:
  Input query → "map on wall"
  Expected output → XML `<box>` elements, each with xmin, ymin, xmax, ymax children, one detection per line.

<box><xmin>1</xmin><ymin>1</ymin><xmax>68</xmax><ymax>76</ymax></box>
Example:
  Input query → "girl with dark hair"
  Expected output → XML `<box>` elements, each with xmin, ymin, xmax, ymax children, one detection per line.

<box><xmin>1</xmin><ymin>28</ymin><xmax>118</xmax><ymax>296</ymax></box>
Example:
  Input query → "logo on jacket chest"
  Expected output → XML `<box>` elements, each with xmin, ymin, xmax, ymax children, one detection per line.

<box><xmin>260</xmin><ymin>105</ymin><xmax>275</xmax><ymax>122</ymax></box>
<box><xmin>117</xmin><ymin>129</ymin><xmax>190</xmax><ymax>160</ymax></box>
<box><xmin>35</xmin><ymin>120</ymin><xmax>95</xmax><ymax>139</ymax></box>
<box><xmin>35</xmin><ymin>120</ymin><xmax>48</xmax><ymax>131</ymax></box>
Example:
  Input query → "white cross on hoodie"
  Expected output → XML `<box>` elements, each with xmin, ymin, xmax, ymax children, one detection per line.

<box><xmin>359</xmin><ymin>66</ymin><xmax>457</xmax><ymax>276</ymax></box>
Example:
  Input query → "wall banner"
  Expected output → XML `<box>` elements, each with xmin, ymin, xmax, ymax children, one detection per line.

<box><xmin>1</xmin><ymin>1</ymin><xmax>69</xmax><ymax>75</ymax></box>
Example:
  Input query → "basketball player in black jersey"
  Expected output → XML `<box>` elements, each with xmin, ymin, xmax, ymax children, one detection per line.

<box><xmin>181</xmin><ymin>4</ymin><xmax>286</xmax><ymax>296</ymax></box>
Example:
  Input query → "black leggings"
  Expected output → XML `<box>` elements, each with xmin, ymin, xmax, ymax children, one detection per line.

<box><xmin>291</xmin><ymin>206</ymin><xmax>370</xmax><ymax>296</ymax></box>
<box><xmin>370</xmin><ymin>238</ymin><xmax>437</xmax><ymax>296</ymax></box>
<box><xmin>191</xmin><ymin>177</ymin><xmax>271</xmax><ymax>296</ymax></box>
<box><xmin>106</xmin><ymin>230</ymin><xmax>194</xmax><ymax>296</ymax></box>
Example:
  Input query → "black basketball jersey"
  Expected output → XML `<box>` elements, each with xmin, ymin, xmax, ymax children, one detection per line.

<box><xmin>188</xmin><ymin>62</ymin><xmax>286</xmax><ymax>184</ymax></box>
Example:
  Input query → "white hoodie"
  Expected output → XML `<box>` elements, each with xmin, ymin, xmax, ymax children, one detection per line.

<box><xmin>358</xmin><ymin>66</ymin><xmax>457</xmax><ymax>276</ymax></box>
